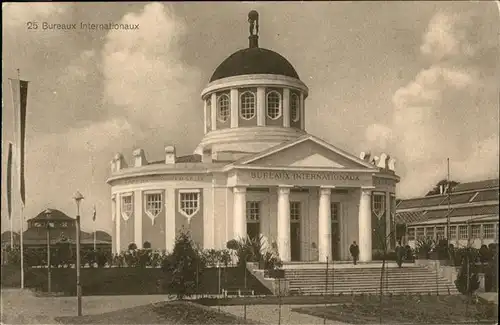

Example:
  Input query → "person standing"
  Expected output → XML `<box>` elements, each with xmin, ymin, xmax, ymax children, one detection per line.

<box><xmin>350</xmin><ymin>241</ymin><xmax>360</xmax><ymax>265</ymax></box>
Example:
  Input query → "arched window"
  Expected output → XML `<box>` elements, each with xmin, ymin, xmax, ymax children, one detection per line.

<box><xmin>217</xmin><ymin>94</ymin><xmax>230</xmax><ymax>122</ymax></box>
<box><xmin>240</xmin><ymin>91</ymin><xmax>256</xmax><ymax>120</ymax></box>
<box><xmin>290</xmin><ymin>93</ymin><xmax>300</xmax><ymax>122</ymax></box>
<box><xmin>266</xmin><ymin>91</ymin><xmax>282</xmax><ymax>119</ymax></box>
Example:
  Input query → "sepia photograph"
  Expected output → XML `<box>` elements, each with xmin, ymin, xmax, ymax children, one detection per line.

<box><xmin>1</xmin><ymin>1</ymin><xmax>499</xmax><ymax>324</ymax></box>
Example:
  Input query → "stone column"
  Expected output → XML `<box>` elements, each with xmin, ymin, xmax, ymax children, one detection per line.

<box><xmin>277</xmin><ymin>186</ymin><xmax>292</xmax><ymax>262</ymax></box>
<box><xmin>358</xmin><ymin>189</ymin><xmax>372</xmax><ymax>262</ymax></box>
<box><xmin>257</xmin><ymin>87</ymin><xmax>266</xmax><ymax>126</ymax></box>
<box><xmin>203</xmin><ymin>99</ymin><xmax>208</xmax><ymax>134</ymax></box>
<box><xmin>134</xmin><ymin>190</ymin><xmax>143</xmax><ymax>248</ymax></box>
<box><xmin>318</xmin><ymin>187</ymin><xmax>332</xmax><ymax>262</ymax></box>
<box><xmin>299</xmin><ymin>92</ymin><xmax>305</xmax><ymax>130</ymax></box>
<box><xmin>115</xmin><ymin>193</ymin><xmax>121</xmax><ymax>254</ymax></box>
<box><xmin>211</xmin><ymin>93</ymin><xmax>217</xmax><ymax>131</ymax></box>
<box><xmin>233</xmin><ymin>186</ymin><xmax>247</xmax><ymax>240</ymax></box>
<box><xmin>283</xmin><ymin>88</ymin><xmax>290</xmax><ymax>127</ymax></box>
<box><xmin>111</xmin><ymin>194</ymin><xmax>116</xmax><ymax>254</ymax></box>
<box><xmin>230</xmin><ymin>89</ymin><xmax>238</xmax><ymax>128</ymax></box>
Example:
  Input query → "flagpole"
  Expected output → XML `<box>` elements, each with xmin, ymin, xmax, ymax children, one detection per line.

<box><xmin>10</xmin><ymin>217</ymin><xmax>14</xmax><ymax>248</ymax></box>
<box><xmin>16</xmin><ymin>68</ymin><xmax>25</xmax><ymax>289</ymax></box>
<box><xmin>446</xmin><ymin>158</ymin><xmax>451</xmax><ymax>240</ymax></box>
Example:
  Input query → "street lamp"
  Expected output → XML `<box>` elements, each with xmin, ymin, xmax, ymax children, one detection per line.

<box><xmin>45</xmin><ymin>209</ymin><xmax>54</xmax><ymax>294</ymax></box>
<box><xmin>73</xmin><ymin>191</ymin><xmax>84</xmax><ymax>316</ymax></box>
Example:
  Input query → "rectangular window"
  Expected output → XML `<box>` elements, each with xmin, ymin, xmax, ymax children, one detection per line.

<box><xmin>471</xmin><ymin>225</ymin><xmax>481</xmax><ymax>239</ymax></box>
<box><xmin>122</xmin><ymin>194</ymin><xmax>133</xmax><ymax>217</ymax></box>
<box><xmin>416</xmin><ymin>227</ymin><xmax>425</xmax><ymax>239</ymax></box>
<box><xmin>179</xmin><ymin>191</ymin><xmax>199</xmax><ymax>218</ymax></box>
<box><xmin>436</xmin><ymin>226</ymin><xmax>445</xmax><ymax>239</ymax></box>
<box><xmin>331</xmin><ymin>202</ymin><xmax>340</xmax><ymax>222</ymax></box>
<box><xmin>290</xmin><ymin>201</ymin><xmax>301</xmax><ymax>222</ymax></box>
<box><xmin>426</xmin><ymin>227</ymin><xmax>435</xmax><ymax>240</ymax></box>
<box><xmin>372</xmin><ymin>193</ymin><xmax>386</xmax><ymax>218</ymax></box>
<box><xmin>458</xmin><ymin>225</ymin><xmax>468</xmax><ymax>240</ymax></box>
<box><xmin>246</xmin><ymin>201</ymin><xmax>260</xmax><ymax>223</ymax></box>
<box><xmin>483</xmin><ymin>224</ymin><xmax>494</xmax><ymax>239</ymax></box>
<box><xmin>449</xmin><ymin>226</ymin><xmax>457</xmax><ymax>240</ymax></box>
<box><xmin>146</xmin><ymin>193</ymin><xmax>163</xmax><ymax>217</ymax></box>
<box><xmin>60</xmin><ymin>222</ymin><xmax>68</xmax><ymax>228</ymax></box>
<box><xmin>407</xmin><ymin>228</ymin><xmax>416</xmax><ymax>240</ymax></box>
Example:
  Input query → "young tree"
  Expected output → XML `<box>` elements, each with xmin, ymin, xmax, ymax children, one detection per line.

<box><xmin>454</xmin><ymin>248</ymin><xmax>480</xmax><ymax>295</ymax></box>
<box><xmin>162</xmin><ymin>230</ymin><xmax>205</xmax><ymax>299</ymax></box>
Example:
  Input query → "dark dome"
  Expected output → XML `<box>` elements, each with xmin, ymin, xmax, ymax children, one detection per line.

<box><xmin>210</xmin><ymin>47</ymin><xmax>300</xmax><ymax>82</ymax></box>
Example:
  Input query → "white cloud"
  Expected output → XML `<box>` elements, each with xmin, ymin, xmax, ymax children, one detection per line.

<box><xmin>365</xmin><ymin>10</ymin><xmax>499</xmax><ymax>197</ymax></box>
<box><xmin>102</xmin><ymin>2</ymin><xmax>202</xmax><ymax>140</ymax></box>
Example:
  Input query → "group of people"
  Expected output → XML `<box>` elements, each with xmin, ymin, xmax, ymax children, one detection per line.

<box><xmin>348</xmin><ymin>240</ymin><xmax>406</xmax><ymax>267</ymax></box>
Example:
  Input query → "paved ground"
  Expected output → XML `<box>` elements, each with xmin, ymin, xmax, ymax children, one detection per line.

<box><xmin>216</xmin><ymin>304</ymin><xmax>349</xmax><ymax>325</ymax></box>
<box><xmin>0</xmin><ymin>289</ymin><xmax>169</xmax><ymax>324</ymax></box>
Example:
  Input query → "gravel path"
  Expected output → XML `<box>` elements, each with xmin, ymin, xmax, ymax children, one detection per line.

<box><xmin>215</xmin><ymin>304</ymin><xmax>350</xmax><ymax>325</ymax></box>
<box><xmin>1</xmin><ymin>289</ymin><xmax>169</xmax><ymax>324</ymax></box>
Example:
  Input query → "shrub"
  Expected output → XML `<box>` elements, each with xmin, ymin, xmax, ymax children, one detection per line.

<box><xmin>454</xmin><ymin>248</ymin><xmax>480</xmax><ymax>295</ymax></box>
<box><xmin>479</xmin><ymin>244</ymin><xmax>492</xmax><ymax>263</ymax></box>
<box><xmin>143</xmin><ymin>241</ymin><xmax>152</xmax><ymax>249</ymax></box>
<box><xmin>202</xmin><ymin>249</ymin><xmax>232</xmax><ymax>267</ymax></box>
<box><xmin>415</xmin><ymin>238</ymin><xmax>435</xmax><ymax>259</ymax></box>
<box><xmin>226</xmin><ymin>239</ymin><xmax>239</xmax><ymax>251</ymax></box>
<box><xmin>434</xmin><ymin>239</ymin><xmax>449</xmax><ymax>260</ymax></box>
<box><xmin>128</xmin><ymin>243</ymin><xmax>137</xmax><ymax>251</ymax></box>
<box><xmin>161</xmin><ymin>230</ymin><xmax>205</xmax><ymax>299</ymax></box>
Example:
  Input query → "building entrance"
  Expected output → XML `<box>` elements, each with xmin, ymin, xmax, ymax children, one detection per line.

<box><xmin>290</xmin><ymin>201</ymin><xmax>301</xmax><ymax>261</ymax></box>
<box><xmin>331</xmin><ymin>202</ymin><xmax>341</xmax><ymax>260</ymax></box>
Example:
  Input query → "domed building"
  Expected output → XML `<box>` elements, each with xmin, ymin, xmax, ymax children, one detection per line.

<box><xmin>107</xmin><ymin>11</ymin><xmax>400</xmax><ymax>263</ymax></box>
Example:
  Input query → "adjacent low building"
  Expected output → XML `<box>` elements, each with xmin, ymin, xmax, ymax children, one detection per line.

<box><xmin>396</xmin><ymin>179</ymin><xmax>499</xmax><ymax>249</ymax></box>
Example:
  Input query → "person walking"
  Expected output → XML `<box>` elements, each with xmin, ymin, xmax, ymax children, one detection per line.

<box><xmin>395</xmin><ymin>241</ymin><xmax>405</xmax><ymax>268</ymax></box>
<box><xmin>350</xmin><ymin>241</ymin><xmax>360</xmax><ymax>265</ymax></box>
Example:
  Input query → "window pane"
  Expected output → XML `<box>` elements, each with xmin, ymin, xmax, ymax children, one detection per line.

<box><xmin>246</xmin><ymin>201</ymin><xmax>260</xmax><ymax>222</ymax></box>
<box><xmin>146</xmin><ymin>193</ymin><xmax>162</xmax><ymax>216</ymax></box>
<box><xmin>217</xmin><ymin>95</ymin><xmax>230</xmax><ymax>122</ymax></box>
<box><xmin>426</xmin><ymin>227</ymin><xmax>434</xmax><ymax>239</ymax></box>
<box><xmin>458</xmin><ymin>225</ymin><xmax>468</xmax><ymax>239</ymax></box>
<box><xmin>290</xmin><ymin>94</ymin><xmax>299</xmax><ymax>121</ymax></box>
<box><xmin>471</xmin><ymin>225</ymin><xmax>481</xmax><ymax>239</ymax></box>
<box><xmin>240</xmin><ymin>92</ymin><xmax>256</xmax><ymax>119</ymax></box>
<box><xmin>408</xmin><ymin>228</ymin><xmax>415</xmax><ymax>240</ymax></box>
<box><xmin>331</xmin><ymin>202</ymin><xmax>340</xmax><ymax>222</ymax></box>
<box><xmin>180</xmin><ymin>192</ymin><xmax>199</xmax><ymax>217</ymax></box>
<box><xmin>416</xmin><ymin>227</ymin><xmax>425</xmax><ymax>239</ymax></box>
<box><xmin>267</xmin><ymin>91</ymin><xmax>281</xmax><ymax>119</ymax></box>
<box><xmin>449</xmin><ymin>226</ymin><xmax>457</xmax><ymax>239</ymax></box>
<box><xmin>436</xmin><ymin>226</ymin><xmax>445</xmax><ymax>239</ymax></box>
<box><xmin>290</xmin><ymin>202</ymin><xmax>300</xmax><ymax>222</ymax></box>
<box><xmin>483</xmin><ymin>224</ymin><xmax>494</xmax><ymax>239</ymax></box>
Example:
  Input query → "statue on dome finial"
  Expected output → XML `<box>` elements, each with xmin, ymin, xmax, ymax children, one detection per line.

<box><xmin>248</xmin><ymin>10</ymin><xmax>259</xmax><ymax>36</ymax></box>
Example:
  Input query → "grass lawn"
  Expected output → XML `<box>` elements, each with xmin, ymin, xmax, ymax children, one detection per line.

<box><xmin>55</xmin><ymin>300</ymin><xmax>260</xmax><ymax>324</ymax></box>
<box><xmin>292</xmin><ymin>295</ymin><xmax>498</xmax><ymax>324</ymax></box>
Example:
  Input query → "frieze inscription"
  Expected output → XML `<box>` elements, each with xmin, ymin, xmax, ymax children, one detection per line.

<box><xmin>115</xmin><ymin>174</ymin><xmax>209</xmax><ymax>185</ymax></box>
<box><xmin>250</xmin><ymin>171</ymin><xmax>360</xmax><ymax>181</ymax></box>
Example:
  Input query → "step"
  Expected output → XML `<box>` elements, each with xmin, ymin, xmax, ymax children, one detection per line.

<box><xmin>285</xmin><ymin>274</ymin><xmax>442</xmax><ymax>279</ymax></box>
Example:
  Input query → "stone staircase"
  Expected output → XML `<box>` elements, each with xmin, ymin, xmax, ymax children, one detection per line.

<box><xmin>285</xmin><ymin>264</ymin><xmax>460</xmax><ymax>295</ymax></box>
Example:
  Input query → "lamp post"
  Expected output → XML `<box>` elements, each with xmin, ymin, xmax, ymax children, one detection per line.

<box><xmin>73</xmin><ymin>191</ymin><xmax>84</xmax><ymax>316</ymax></box>
<box><xmin>45</xmin><ymin>211</ymin><xmax>54</xmax><ymax>294</ymax></box>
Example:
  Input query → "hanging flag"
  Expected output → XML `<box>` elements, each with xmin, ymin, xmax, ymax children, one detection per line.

<box><xmin>92</xmin><ymin>205</ymin><xmax>97</xmax><ymax>221</ymax></box>
<box><xmin>10</xmin><ymin>78</ymin><xmax>29</xmax><ymax>207</ymax></box>
<box><xmin>6</xmin><ymin>142</ymin><xmax>14</xmax><ymax>219</ymax></box>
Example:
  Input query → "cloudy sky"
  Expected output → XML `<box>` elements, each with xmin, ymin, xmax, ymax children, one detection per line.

<box><xmin>2</xmin><ymin>2</ymin><xmax>499</xmax><ymax>233</ymax></box>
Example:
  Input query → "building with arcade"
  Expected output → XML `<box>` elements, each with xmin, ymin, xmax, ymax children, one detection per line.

<box><xmin>107</xmin><ymin>11</ymin><xmax>400</xmax><ymax>263</ymax></box>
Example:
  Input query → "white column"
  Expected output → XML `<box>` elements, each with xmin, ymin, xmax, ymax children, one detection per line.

<box><xmin>211</xmin><ymin>93</ymin><xmax>217</xmax><ymax>131</ymax></box>
<box><xmin>299</xmin><ymin>92</ymin><xmax>305</xmax><ymax>130</ymax></box>
<box><xmin>165</xmin><ymin>188</ymin><xmax>176</xmax><ymax>252</ymax></box>
<box><xmin>115</xmin><ymin>193</ymin><xmax>121</xmax><ymax>254</ymax></box>
<box><xmin>318</xmin><ymin>187</ymin><xmax>332</xmax><ymax>262</ymax></box>
<box><xmin>283</xmin><ymin>88</ymin><xmax>290</xmax><ymax>127</ymax></box>
<box><xmin>203</xmin><ymin>99</ymin><xmax>208</xmax><ymax>134</ymax></box>
<box><xmin>111</xmin><ymin>194</ymin><xmax>116</xmax><ymax>254</ymax></box>
<box><xmin>358</xmin><ymin>189</ymin><xmax>372</xmax><ymax>262</ymax></box>
<box><xmin>233</xmin><ymin>186</ymin><xmax>247</xmax><ymax>240</ymax></box>
<box><xmin>134</xmin><ymin>190</ymin><xmax>142</xmax><ymax>248</ymax></box>
<box><xmin>257</xmin><ymin>87</ymin><xmax>266</xmax><ymax>126</ymax></box>
<box><xmin>277</xmin><ymin>186</ymin><xmax>292</xmax><ymax>262</ymax></box>
<box><xmin>230</xmin><ymin>89</ymin><xmax>238</xmax><ymax>128</ymax></box>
